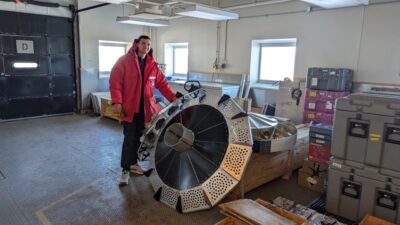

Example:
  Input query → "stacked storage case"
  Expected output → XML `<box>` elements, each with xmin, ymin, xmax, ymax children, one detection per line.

<box><xmin>309</xmin><ymin>123</ymin><xmax>333</xmax><ymax>164</ymax></box>
<box><xmin>326</xmin><ymin>93</ymin><xmax>400</xmax><ymax>223</ymax></box>
<box><xmin>303</xmin><ymin>68</ymin><xmax>352</xmax><ymax>124</ymax></box>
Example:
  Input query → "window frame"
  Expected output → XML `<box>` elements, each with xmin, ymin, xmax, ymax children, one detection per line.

<box><xmin>98</xmin><ymin>40</ymin><xmax>129</xmax><ymax>79</ymax></box>
<box><xmin>257</xmin><ymin>40</ymin><xmax>297</xmax><ymax>83</ymax></box>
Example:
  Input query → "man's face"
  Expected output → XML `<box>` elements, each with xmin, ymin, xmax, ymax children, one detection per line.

<box><xmin>137</xmin><ymin>38</ymin><xmax>151</xmax><ymax>56</ymax></box>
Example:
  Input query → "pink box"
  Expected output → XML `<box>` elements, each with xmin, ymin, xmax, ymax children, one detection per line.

<box><xmin>304</xmin><ymin>100</ymin><xmax>334</xmax><ymax>113</ymax></box>
<box><xmin>316</xmin><ymin>101</ymin><xmax>327</xmax><ymax>112</ymax></box>
<box><xmin>305</xmin><ymin>90</ymin><xmax>350</xmax><ymax>113</ymax></box>
<box><xmin>317</xmin><ymin>90</ymin><xmax>328</xmax><ymax>101</ymax></box>
<box><xmin>306</xmin><ymin>89</ymin><xmax>327</xmax><ymax>101</ymax></box>
<box><xmin>305</xmin><ymin>89</ymin><xmax>319</xmax><ymax>101</ymax></box>
<box><xmin>303</xmin><ymin>110</ymin><xmax>320</xmax><ymax>124</ymax></box>
<box><xmin>318</xmin><ymin>112</ymin><xmax>334</xmax><ymax>125</ymax></box>
<box><xmin>304</xmin><ymin>97</ymin><xmax>318</xmax><ymax>111</ymax></box>
<box><xmin>324</xmin><ymin>100</ymin><xmax>335</xmax><ymax>113</ymax></box>
<box><xmin>305</xmin><ymin>90</ymin><xmax>325</xmax><ymax>112</ymax></box>
<box><xmin>325</xmin><ymin>90</ymin><xmax>350</xmax><ymax>101</ymax></box>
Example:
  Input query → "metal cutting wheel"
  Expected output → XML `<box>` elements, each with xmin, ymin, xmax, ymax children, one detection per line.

<box><xmin>139</xmin><ymin>90</ymin><xmax>253</xmax><ymax>213</ymax></box>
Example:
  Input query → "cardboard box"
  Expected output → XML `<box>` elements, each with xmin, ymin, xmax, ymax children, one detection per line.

<box><xmin>100</xmin><ymin>98</ymin><xmax>121</xmax><ymax>121</ymax></box>
<box><xmin>301</xmin><ymin>158</ymin><xmax>328</xmax><ymax>173</ymax></box>
<box><xmin>251</xmin><ymin>106</ymin><xmax>263</xmax><ymax>113</ymax></box>
<box><xmin>275</xmin><ymin>80</ymin><xmax>306</xmax><ymax>124</ymax></box>
<box><xmin>298</xmin><ymin>159</ymin><xmax>327</xmax><ymax>193</ymax></box>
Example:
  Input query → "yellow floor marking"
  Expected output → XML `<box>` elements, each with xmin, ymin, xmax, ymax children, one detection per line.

<box><xmin>35</xmin><ymin>211</ymin><xmax>52</xmax><ymax>225</ymax></box>
<box><xmin>35</xmin><ymin>179</ymin><xmax>99</xmax><ymax>225</ymax></box>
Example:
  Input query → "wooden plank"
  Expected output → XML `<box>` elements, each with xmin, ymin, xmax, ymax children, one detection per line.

<box><xmin>220</xmin><ymin>210</ymin><xmax>254</xmax><ymax>225</ymax></box>
<box><xmin>220</xmin><ymin>199</ymin><xmax>295</xmax><ymax>225</ymax></box>
<box><xmin>255</xmin><ymin>199</ymin><xmax>309</xmax><ymax>225</ymax></box>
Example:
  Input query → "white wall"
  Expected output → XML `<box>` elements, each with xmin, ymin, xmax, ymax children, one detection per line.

<box><xmin>357</xmin><ymin>2</ymin><xmax>400</xmax><ymax>84</ymax></box>
<box><xmin>156</xmin><ymin>17</ymin><xmax>219</xmax><ymax>73</ymax></box>
<box><xmin>155</xmin><ymin>1</ymin><xmax>400</xmax><ymax>85</ymax></box>
<box><xmin>78</xmin><ymin>0</ymin><xmax>145</xmax><ymax>108</ymax></box>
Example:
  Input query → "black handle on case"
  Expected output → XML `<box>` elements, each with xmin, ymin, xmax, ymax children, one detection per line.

<box><xmin>385</xmin><ymin>127</ymin><xmax>400</xmax><ymax>145</ymax></box>
<box><xmin>348</xmin><ymin>121</ymin><xmax>369</xmax><ymax>138</ymax></box>
<box><xmin>376</xmin><ymin>191</ymin><xmax>398</xmax><ymax>210</ymax></box>
<box><xmin>341</xmin><ymin>181</ymin><xmax>361</xmax><ymax>199</ymax></box>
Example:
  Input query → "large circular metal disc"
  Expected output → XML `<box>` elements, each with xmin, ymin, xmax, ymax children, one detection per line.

<box><xmin>155</xmin><ymin>104</ymin><xmax>229</xmax><ymax>190</ymax></box>
<box><xmin>142</xmin><ymin>91</ymin><xmax>255</xmax><ymax>213</ymax></box>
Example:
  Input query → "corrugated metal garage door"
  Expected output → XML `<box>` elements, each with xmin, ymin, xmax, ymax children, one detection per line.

<box><xmin>0</xmin><ymin>11</ymin><xmax>75</xmax><ymax>120</ymax></box>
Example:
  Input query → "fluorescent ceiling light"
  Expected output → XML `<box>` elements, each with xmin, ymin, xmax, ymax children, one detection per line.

<box><xmin>301</xmin><ymin>0</ymin><xmax>369</xmax><ymax>8</ymax></box>
<box><xmin>93</xmin><ymin>0</ymin><xmax>131</xmax><ymax>4</ymax></box>
<box><xmin>117</xmin><ymin>16</ymin><xmax>169</xmax><ymax>27</ymax></box>
<box><xmin>174</xmin><ymin>4</ymin><xmax>239</xmax><ymax>21</ymax></box>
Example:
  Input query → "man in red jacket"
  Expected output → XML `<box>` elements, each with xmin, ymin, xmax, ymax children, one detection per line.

<box><xmin>109</xmin><ymin>35</ymin><xmax>176</xmax><ymax>186</ymax></box>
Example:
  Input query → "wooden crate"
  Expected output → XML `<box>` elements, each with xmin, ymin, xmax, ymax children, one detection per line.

<box><xmin>359</xmin><ymin>215</ymin><xmax>395</xmax><ymax>225</ymax></box>
<box><xmin>229</xmin><ymin>125</ymin><xmax>309</xmax><ymax>199</ymax></box>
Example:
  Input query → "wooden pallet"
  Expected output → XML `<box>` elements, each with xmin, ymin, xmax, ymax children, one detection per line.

<box><xmin>229</xmin><ymin>125</ymin><xmax>309</xmax><ymax>199</ymax></box>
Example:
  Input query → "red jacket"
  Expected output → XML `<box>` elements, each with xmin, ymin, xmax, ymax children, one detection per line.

<box><xmin>109</xmin><ymin>42</ymin><xmax>175</xmax><ymax>123</ymax></box>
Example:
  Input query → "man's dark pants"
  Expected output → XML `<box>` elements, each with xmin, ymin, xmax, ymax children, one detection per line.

<box><xmin>121</xmin><ymin>111</ymin><xmax>145</xmax><ymax>171</ymax></box>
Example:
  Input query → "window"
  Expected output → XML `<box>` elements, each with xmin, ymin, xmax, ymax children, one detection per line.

<box><xmin>173</xmin><ymin>46</ymin><xmax>188</xmax><ymax>75</ymax></box>
<box><xmin>258</xmin><ymin>39</ymin><xmax>296</xmax><ymax>82</ymax></box>
<box><xmin>98</xmin><ymin>40</ymin><xmax>129</xmax><ymax>79</ymax></box>
<box><xmin>165</xmin><ymin>43</ymin><xmax>188</xmax><ymax>79</ymax></box>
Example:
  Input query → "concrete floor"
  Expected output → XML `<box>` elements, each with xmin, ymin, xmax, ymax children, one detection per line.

<box><xmin>0</xmin><ymin>114</ymin><xmax>321</xmax><ymax>225</ymax></box>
